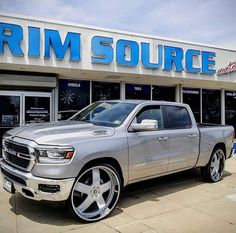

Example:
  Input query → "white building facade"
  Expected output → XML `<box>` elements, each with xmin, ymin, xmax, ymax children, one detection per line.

<box><xmin>0</xmin><ymin>13</ymin><xmax>236</xmax><ymax>140</ymax></box>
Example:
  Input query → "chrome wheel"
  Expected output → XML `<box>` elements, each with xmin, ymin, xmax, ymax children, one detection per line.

<box><xmin>71</xmin><ymin>165</ymin><xmax>120</xmax><ymax>221</ymax></box>
<box><xmin>210</xmin><ymin>149</ymin><xmax>225</xmax><ymax>182</ymax></box>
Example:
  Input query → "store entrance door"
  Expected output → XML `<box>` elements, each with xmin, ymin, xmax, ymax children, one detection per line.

<box><xmin>0</xmin><ymin>91</ymin><xmax>52</xmax><ymax>155</ymax></box>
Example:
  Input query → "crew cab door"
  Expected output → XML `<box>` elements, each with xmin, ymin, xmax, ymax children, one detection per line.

<box><xmin>127</xmin><ymin>105</ymin><xmax>169</xmax><ymax>181</ymax></box>
<box><xmin>164</xmin><ymin>105</ymin><xmax>200</xmax><ymax>171</ymax></box>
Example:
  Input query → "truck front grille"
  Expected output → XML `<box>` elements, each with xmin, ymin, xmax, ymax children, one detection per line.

<box><xmin>4</xmin><ymin>140</ymin><xmax>29</xmax><ymax>154</ymax></box>
<box><xmin>3</xmin><ymin>140</ymin><xmax>35</xmax><ymax>172</ymax></box>
<box><xmin>5</xmin><ymin>151</ymin><xmax>30</xmax><ymax>168</ymax></box>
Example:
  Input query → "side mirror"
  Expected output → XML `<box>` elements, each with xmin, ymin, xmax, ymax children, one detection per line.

<box><xmin>131</xmin><ymin>119</ymin><xmax>158</xmax><ymax>131</ymax></box>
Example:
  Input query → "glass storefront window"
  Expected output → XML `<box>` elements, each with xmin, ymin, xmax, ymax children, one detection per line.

<box><xmin>225</xmin><ymin>90</ymin><xmax>236</xmax><ymax>133</ymax></box>
<box><xmin>202</xmin><ymin>89</ymin><xmax>221</xmax><ymax>124</ymax></box>
<box><xmin>152</xmin><ymin>86</ymin><xmax>176</xmax><ymax>102</ymax></box>
<box><xmin>125</xmin><ymin>84</ymin><xmax>151</xmax><ymax>100</ymax></box>
<box><xmin>183</xmin><ymin>88</ymin><xmax>201</xmax><ymax>123</ymax></box>
<box><xmin>92</xmin><ymin>81</ymin><xmax>120</xmax><ymax>102</ymax></box>
<box><xmin>59</xmin><ymin>80</ymin><xmax>90</xmax><ymax>111</ymax></box>
<box><xmin>25</xmin><ymin>96</ymin><xmax>50</xmax><ymax>123</ymax></box>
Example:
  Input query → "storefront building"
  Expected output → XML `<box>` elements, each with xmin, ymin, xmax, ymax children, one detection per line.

<box><xmin>0</xmin><ymin>13</ymin><xmax>236</xmax><ymax>143</ymax></box>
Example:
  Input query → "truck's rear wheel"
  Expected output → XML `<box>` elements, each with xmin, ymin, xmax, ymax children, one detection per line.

<box><xmin>201</xmin><ymin>148</ymin><xmax>225</xmax><ymax>182</ymax></box>
<box><xmin>69</xmin><ymin>164</ymin><xmax>121</xmax><ymax>222</ymax></box>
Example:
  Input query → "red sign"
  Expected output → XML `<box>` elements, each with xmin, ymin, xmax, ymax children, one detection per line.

<box><xmin>217</xmin><ymin>62</ymin><xmax>236</xmax><ymax>75</ymax></box>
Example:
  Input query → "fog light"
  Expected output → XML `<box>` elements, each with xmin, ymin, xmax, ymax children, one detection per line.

<box><xmin>38</xmin><ymin>184</ymin><xmax>60</xmax><ymax>193</ymax></box>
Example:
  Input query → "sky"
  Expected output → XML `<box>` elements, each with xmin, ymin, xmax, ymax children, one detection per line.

<box><xmin>0</xmin><ymin>0</ymin><xmax>235</xmax><ymax>50</ymax></box>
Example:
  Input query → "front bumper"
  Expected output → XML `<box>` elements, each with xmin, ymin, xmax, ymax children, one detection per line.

<box><xmin>0</xmin><ymin>161</ymin><xmax>75</xmax><ymax>201</ymax></box>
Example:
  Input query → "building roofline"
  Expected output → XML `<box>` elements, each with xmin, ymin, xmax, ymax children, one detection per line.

<box><xmin>1</xmin><ymin>11</ymin><xmax>236</xmax><ymax>53</ymax></box>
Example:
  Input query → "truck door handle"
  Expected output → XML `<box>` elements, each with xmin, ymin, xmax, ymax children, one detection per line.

<box><xmin>188</xmin><ymin>134</ymin><xmax>197</xmax><ymax>139</ymax></box>
<box><xmin>158</xmin><ymin>137</ymin><xmax>168</xmax><ymax>142</ymax></box>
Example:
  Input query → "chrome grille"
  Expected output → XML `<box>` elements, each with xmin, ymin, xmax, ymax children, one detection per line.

<box><xmin>5</xmin><ymin>151</ymin><xmax>29</xmax><ymax>168</ymax></box>
<box><xmin>3</xmin><ymin>140</ymin><xmax>35</xmax><ymax>171</ymax></box>
<box><xmin>4</xmin><ymin>140</ymin><xmax>29</xmax><ymax>154</ymax></box>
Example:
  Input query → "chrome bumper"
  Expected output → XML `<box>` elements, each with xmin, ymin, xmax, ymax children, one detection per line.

<box><xmin>0</xmin><ymin>161</ymin><xmax>75</xmax><ymax>201</ymax></box>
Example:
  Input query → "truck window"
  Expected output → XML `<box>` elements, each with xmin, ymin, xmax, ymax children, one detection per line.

<box><xmin>165</xmin><ymin>106</ymin><xmax>191</xmax><ymax>129</ymax></box>
<box><xmin>135</xmin><ymin>106</ymin><xmax>165</xmax><ymax>130</ymax></box>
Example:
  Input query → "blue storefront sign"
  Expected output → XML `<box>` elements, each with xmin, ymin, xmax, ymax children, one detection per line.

<box><xmin>0</xmin><ymin>22</ymin><xmax>216</xmax><ymax>75</ymax></box>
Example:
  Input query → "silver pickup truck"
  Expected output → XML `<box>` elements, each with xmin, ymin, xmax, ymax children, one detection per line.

<box><xmin>0</xmin><ymin>100</ymin><xmax>234</xmax><ymax>222</ymax></box>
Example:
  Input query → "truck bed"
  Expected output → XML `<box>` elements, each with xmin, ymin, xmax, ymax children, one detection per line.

<box><xmin>196</xmin><ymin>124</ymin><xmax>234</xmax><ymax>167</ymax></box>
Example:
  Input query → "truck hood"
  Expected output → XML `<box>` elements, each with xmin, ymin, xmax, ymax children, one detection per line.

<box><xmin>7</xmin><ymin>121</ymin><xmax>115</xmax><ymax>145</ymax></box>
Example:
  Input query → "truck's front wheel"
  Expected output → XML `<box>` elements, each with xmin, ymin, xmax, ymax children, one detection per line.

<box><xmin>201</xmin><ymin>148</ymin><xmax>225</xmax><ymax>182</ymax></box>
<box><xmin>69</xmin><ymin>164</ymin><xmax>121</xmax><ymax>222</ymax></box>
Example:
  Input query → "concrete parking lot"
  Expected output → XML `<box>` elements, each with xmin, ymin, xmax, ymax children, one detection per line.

<box><xmin>1</xmin><ymin>157</ymin><xmax>236</xmax><ymax>233</ymax></box>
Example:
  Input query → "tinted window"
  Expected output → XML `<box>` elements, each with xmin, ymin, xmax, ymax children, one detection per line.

<box><xmin>202</xmin><ymin>89</ymin><xmax>221</xmax><ymax>124</ymax></box>
<box><xmin>152</xmin><ymin>86</ymin><xmax>176</xmax><ymax>102</ymax></box>
<box><xmin>165</xmin><ymin>106</ymin><xmax>191</xmax><ymax>129</ymax></box>
<box><xmin>92</xmin><ymin>81</ymin><xmax>120</xmax><ymax>102</ymax></box>
<box><xmin>183</xmin><ymin>88</ymin><xmax>200</xmax><ymax>123</ymax></box>
<box><xmin>136</xmin><ymin>106</ymin><xmax>164</xmax><ymax>130</ymax></box>
<box><xmin>0</xmin><ymin>95</ymin><xmax>20</xmax><ymax>127</ymax></box>
<box><xmin>0</xmin><ymin>95</ymin><xmax>21</xmax><ymax>156</ymax></box>
<box><xmin>225</xmin><ymin>90</ymin><xmax>236</xmax><ymax>134</ymax></box>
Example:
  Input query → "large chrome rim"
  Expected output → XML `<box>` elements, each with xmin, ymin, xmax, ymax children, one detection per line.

<box><xmin>71</xmin><ymin>166</ymin><xmax>120</xmax><ymax>221</ymax></box>
<box><xmin>210</xmin><ymin>149</ymin><xmax>225</xmax><ymax>181</ymax></box>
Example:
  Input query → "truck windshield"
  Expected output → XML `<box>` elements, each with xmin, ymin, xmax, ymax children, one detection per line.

<box><xmin>70</xmin><ymin>102</ymin><xmax>137</xmax><ymax>127</ymax></box>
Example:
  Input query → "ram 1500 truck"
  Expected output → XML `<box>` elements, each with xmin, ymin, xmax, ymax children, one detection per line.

<box><xmin>0</xmin><ymin>100</ymin><xmax>234</xmax><ymax>222</ymax></box>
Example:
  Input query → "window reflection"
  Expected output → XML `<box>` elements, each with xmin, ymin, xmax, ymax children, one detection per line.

<box><xmin>165</xmin><ymin>106</ymin><xmax>191</xmax><ymax>129</ymax></box>
<box><xmin>152</xmin><ymin>86</ymin><xmax>175</xmax><ymax>102</ymax></box>
<box><xmin>225</xmin><ymin>91</ymin><xmax>236</xmax><ymax>133</ymax></box>
<box><xmin>202</xmin><ymin>89</ymin><xmax>221</xmax><ymax>124</ymax></box>
<box><xmin>0</xmin><ymin>95</ymin><xmax>20</xmax><ymax>156</ymax></box>
<box><xmin>0</xmin><ymin>96</ymin><xmax>20</xmax><ymax>127</ymax></box>
<box><xmin>92</xmin><ymin>81</ymin><xmax>120</xmax><ymax>102</ymax></box>
<box><xmin>183</xmin><ymin>88</ymin><xmax>201</xmax><ymax>123</ymax></box>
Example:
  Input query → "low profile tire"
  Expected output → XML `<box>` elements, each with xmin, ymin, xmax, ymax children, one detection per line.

<box><xmin>201</xmin><ymin>148</ymin><xmax>225</xmax><ymax>182</ymax></box>
<box><xmin>69</xmin><ymin>164</ymin><xmax>121</xmax><ymax>222</ymax></box>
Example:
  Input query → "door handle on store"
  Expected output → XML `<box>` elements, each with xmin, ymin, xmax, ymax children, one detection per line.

<box><xmin>157</xmin><ymin>137</ymin><xmax>168</xmax><ymax>142</ymax></box>
<box><xmin>188</xmin><ymin>134</ymin><xmax>197</xmax><ymax>139</ymax></box>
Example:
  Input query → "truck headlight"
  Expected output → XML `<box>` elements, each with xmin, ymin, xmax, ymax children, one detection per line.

<box><xmin>35</xmin><ymin>146</ymin><xmax>74</xmax><ymax>164</ymax></box>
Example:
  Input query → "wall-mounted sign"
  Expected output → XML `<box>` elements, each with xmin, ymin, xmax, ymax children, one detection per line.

<box><xmin>217</xmin><ymin>62</ymin><xmax>236</xmax><ymax>76</ymax></box>
<box><xmin>0</xmin><ymin>22</ymin><xmax>216</xmax><ymax>75</ymax></box>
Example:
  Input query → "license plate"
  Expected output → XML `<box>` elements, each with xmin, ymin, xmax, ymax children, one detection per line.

<box><xmin>3</xmin><ymin>178</ymin><xmax>14</xmax><ymax>194</ymax></box>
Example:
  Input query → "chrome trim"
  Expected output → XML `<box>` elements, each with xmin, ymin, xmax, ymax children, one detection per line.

<box><xmin>0</xmin><ymin>161</ymin><xmax>75</xmax><ymax>201</ymax></box>
<box><xmin>92</xmin><ymin>129</ymin><xmax>111</xmax><ymax>136</ymax></box>
<box><xmin>2</xmin><ymin>139</ymin><xmax>36</xmax><ymax>172</ymax></box>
